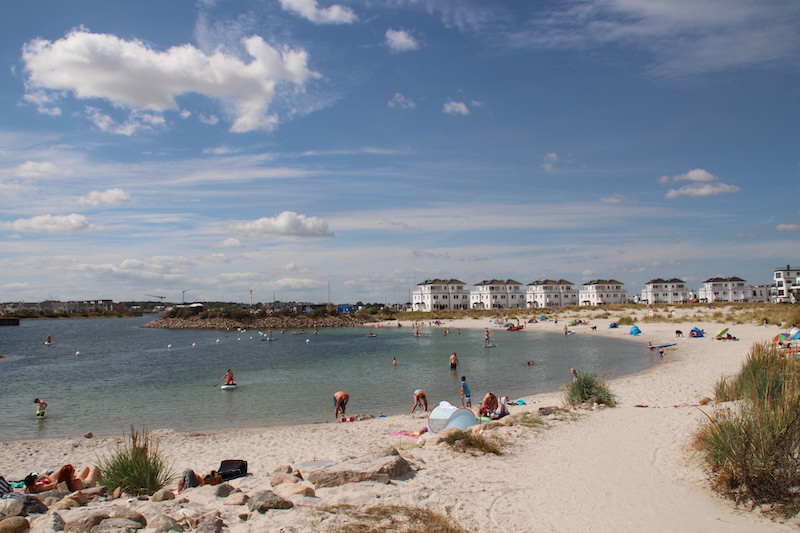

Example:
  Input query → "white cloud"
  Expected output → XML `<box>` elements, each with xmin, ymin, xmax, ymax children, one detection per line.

<box><xmin>12</xmin><ymin>161</ymin><xmax>67</xmax><ymax>179</ymax></box>
<box><xmin>229</xmin><ymin>211</ymin><xmax>334</xmax><ymax>238</ymax></box>
<box><xmin>279</xmin><ymin>0</ymin><xmax>356</xmax><ymax>24</ymax></box>
<box><xmin>214</xmin><ymin>237</ymin><xmax>243</xmax><ymax>248</ymax></box>
<box><xmin>23</xmin><ymin>91</ymin><xmax>61</xmax><ymax>116</ymax></box>
<box><xmin>79</xmin><ymin>188</ymin><xmax>132</xmax><ymax>206</ymax></box>
<box><xmin>660</xmin><ymin>168</ymin><xmax>740</xmax><ymax>199</ymax></box>
<box><xmin>541</xmin><ymin>152</ymin><xmax>559</xmax><ymax>173</ymax></box>
<box><xmin>514</xmin><ymin>0</ymin><xmax>800</xmax><ymax>77</ymax></box>
<box><xmin>443</xmin><ymin>101</ymin><xmax>469</xmax><ymax>115</ymax></box>
<box><xmin>388</xmin><ymin>93</ymin><xmax>415</xmax><ymax>109</ymax></box>
<box><xmin>273</xmin><ymin>277</ymin><xmax>325</xmax><ymax>290</ymax></box>
<box><xmin>386</xmin><ymin>29</ymin><xmax>419</xmax><ymax>52</ymax></box>
<box><xmin>5</xmin><ymin>213</ymin><xmax>93</xmax><ymax>233</ymax></box>
<box><xmin>23</xmin><ymin>30</ymin><xmax>319</xmax><ymax>133</ymax></box>
<box><xmin>777</xmin><ymin>223</ymin><xmax>800</xmax><ymax>232</ymax></box>
<box><xmin>600</xmin><ymin>194</ymin><xmax>625</xmax><ymax>204</ymax></box>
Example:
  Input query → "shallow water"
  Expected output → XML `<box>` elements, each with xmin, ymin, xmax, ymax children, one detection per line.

<box><xmin>0</xmin><ymin>316</ymin><xmax>652</xmax><ymax>440</ymax></box>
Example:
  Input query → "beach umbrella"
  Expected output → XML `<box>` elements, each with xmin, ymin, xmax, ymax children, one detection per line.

<box><xmin>792</xmin><ymin>331</ymin><xmax>800</xmax><ymax>341</ymax></box>
<box><xmin>790</xmin><ymin>327</ymin><xmax>800</xmax><ymax>337</ymax></box>
<box><xmin>773</xmin><ymin>333</ymin><xmax>790</xmax><ymax>342</ymax></box>
<box><xmin>715</xmin><ymin>327</ymin><xmax>729</xmax><ymax>338</ymax></box>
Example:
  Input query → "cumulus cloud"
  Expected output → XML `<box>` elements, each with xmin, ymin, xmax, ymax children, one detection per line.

<box><xmin>22</xmin><ymin>30</ymin><xmax>319</xmax><ymax>133</ymax></box>
<box><xmin>79</xmin><ymin>188</ymin><xmax>132</xmax><ymax>206</ymax></box>
<box><xmin>213</xmin><ymin>237</ymin><xmax>243</xmax><ymax>248</ymax></box>
<box><xmin>12</xmin><ymin>161</ymin><xmax>67</xmax><ymax>179</ymax></box>
<box><xmin>660</xmin><ymin>168</ymin><xmax>740</xmax><ymax>199</ymax></box>
<box><xmin>5</xmin><ymin>214</ymin><xmax>93</xmax><ymax>233</ymax></box>
<box><xmin>777</xmin><ymin>223</ymin><xmax>800</xmax><ymax>232</ymax></box>
<box><xmin>388</xmin><ymin>93</ymin><xmax>415</xmax><ymax>109</ymax></box>
<box><xmin>78</xmin><ymin>255</ymin><xmax>194</xmax><ymax>281</ymax></box>
<box><xmin>229</xmin><ymin>210</ymin><xmax>334</xmax><ymax>238</ymax></box>
<box><xmin>386</xmin><ymin>29</ymin><xmax>419</xmax><ymax>52</ymax></box>
<box><xmin>279</xmin><ymin>0</ymin><xmax>356</xmax><ymax>24</ymax></box>
<box><xmin>600</xmin><ymin>194</ymin><xmax>625</xmax><ymax>204</ymax></box>
<box><xmin>443</xmin><ymin>101</ymin><xmax>469</xmax><ymax>115</ymax></box>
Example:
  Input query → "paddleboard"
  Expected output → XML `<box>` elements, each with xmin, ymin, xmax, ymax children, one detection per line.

<box><xmin>221</xmin><ymin>383</ymin><xmax>238</xmax><ymax>390</ymax></box>
<box><xmin>261</xmin><ymin>338</ymin><xmax>277</xmax><ymax>341</ymax></box>
<box><xmin>650</xmin><ymin>343</ymin><xmax>677</xmax><ymax>349</ymax></box>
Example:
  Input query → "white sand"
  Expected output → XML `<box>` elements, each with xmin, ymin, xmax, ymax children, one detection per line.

<box><xmin>2</xmin><ymin>311</ymin><xmax>797</xmax><ymax>532</ymax></box>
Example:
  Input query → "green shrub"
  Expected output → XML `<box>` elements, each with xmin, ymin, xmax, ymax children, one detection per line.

<box><xmin>616</xmin><ymin>316</ymin><xmax>635</xmax><ymax>326</ymax></box>
<box><xmin>564</xmin><ymin>372</ymin><xmax>617</xmax><ymax>407</ymax></box>
<box><xmin>98</xmin><ymin>426</ymin><xmax>173</xmax><ymax>496</ymax></box>
<box><xmin>321</xmin><ymin>504</ymin><xmax>468</xmax><ymax>533</ymax></box>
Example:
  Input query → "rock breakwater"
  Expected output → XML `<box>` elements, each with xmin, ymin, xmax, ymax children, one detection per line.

<box><xmin>141</xmin><ymin>314</ymin><xmax>366</xmax><ymax>330</ymax></box>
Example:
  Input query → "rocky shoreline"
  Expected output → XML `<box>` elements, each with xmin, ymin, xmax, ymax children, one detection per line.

<box><xmin>140</xmin><ymin>315</ymin><xmax>366</xmax><ymax>331</ymax></box>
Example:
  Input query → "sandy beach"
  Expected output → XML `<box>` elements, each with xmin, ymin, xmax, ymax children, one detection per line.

<box><xmin>2</xmin><ymin>310</ymin><xmax>798</xmax><ymax>532</ymax></box>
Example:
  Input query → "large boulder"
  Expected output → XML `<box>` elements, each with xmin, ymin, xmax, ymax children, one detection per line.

<box><xmin>0</xmin><ymin>498</ymin><xmax>23</xmax><ymax>519</ymax></box>
<box><xmin>247</xmin><ymin>491</ymin><xmax>293</xmax><ymax>513</ymax></box>
<box><xmin>150</xmin><ymin>489</ymin><xmax>174</xmax><ymax>502</ymax></box>
<box><xmin>0</xmin><ymin>516</ymin><xmax>29</xmax><ymax>533</ymax></box>
<box><xmin>222</xmin><ymin>493</ymin><xmax>249</xmax><ymax>506</ymax></box>
<box><xmin>304</xmin><ymin>452</ymin><xmax>413</xmax><ymax>488</ymax></box>
<box><xmin>111</xmin><ymin>507</ymin><xmax>146</xmax><ymax>527</ymax></box>
<box><xmin>148</xmin><ymin>515</ymin><xmax>182</xmax><ymax>533</ymax></box>
<box><xmin>63</xmin><ymin>511</ymin><xmax>109</xmax><ymax>533</ymax></box>
<box><xmin>29</xmin><ymin>511</ymin><xmax>65</xmax><ymax>533</ymax></box>
<box><xmin>89</xmin><ymin>518</ymin><xmax>144</xmax><ymax>532</ymax></box>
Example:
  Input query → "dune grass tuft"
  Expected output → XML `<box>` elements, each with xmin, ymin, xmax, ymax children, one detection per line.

<box><xmin>97</xmin><ymin>426</ymin><xmax>173</xmax><ymax>496</ymax></box>
<box><xmin>564</xmin><ymin>372</ymin><xmax>617</xmax><ymax>407</ymax></box>
<box><xmin>321</xmin><ymin>504</ymin><xmax>468</xmax><ymax>533</ymax></box>
<box><xmin>440</xmin><ymin>429</ymin><xmax>504</xmax><ymax>455</ymax></box>
<box><xmin>695</xmin><ymin>343</ymin><xmax>800</xmax><ymax>515</ymax></box>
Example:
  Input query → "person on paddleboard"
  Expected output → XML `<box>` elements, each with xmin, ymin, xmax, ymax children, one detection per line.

<box><xmin>222</xmin><ymin>369</ymin><xmax>235</xmax><ymax>386</ymax></box>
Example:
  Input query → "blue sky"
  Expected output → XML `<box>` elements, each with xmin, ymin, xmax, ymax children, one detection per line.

<box><xmin>1</xmin><ymin>0</ymin><xmax>798</xmax><ymax>305</ymax></box>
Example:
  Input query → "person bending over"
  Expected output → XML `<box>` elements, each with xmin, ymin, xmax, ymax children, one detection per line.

<box><xmin>411</xmin><ymin>389</ymin><xmax>428</xmax><ymax>414</ymax></box>
<box><xmin>334</xmin><ymin>391</ymin><xmax>350</xmax><ymax>418</ymax></box>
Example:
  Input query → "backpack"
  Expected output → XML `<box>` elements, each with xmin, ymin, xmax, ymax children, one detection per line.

<box><xmin>217</xmin><ymin>460</ymin><xmax>248</xmax><ymax>481</ymax></box>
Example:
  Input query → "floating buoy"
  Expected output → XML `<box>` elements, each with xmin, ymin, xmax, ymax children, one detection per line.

<box><xmin>167</xmin><ymin>344</ymin><xmax>172</xmax><ymax>349</ymax></box>
<box><xmin>192</xmin><ymin>343</ymin><xmax>196</xmax><ymax>347</ymax></box>
<box><xmin>216</xmin><ymin>339</ymin><xmax>220</xmax><ymax>343</ymax></box>
<box><xmin>74</xmin><ymin>351</ymin><xmax>80</xmax><ymax>356</ymax></box>
<box><xmin>306</xmin><ymin>339</ymin><xmax>310</xmax><ymax>343</ymax></box>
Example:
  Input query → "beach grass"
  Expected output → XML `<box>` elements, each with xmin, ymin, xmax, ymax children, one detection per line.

<box><xmin>97</xmin><ymin>426</ymin><xmax>173</xmax><ymax>496</ymax></box>
<box><xmin>695</xmin><ymin>343</ymin><xmax>800</xmax><ymax>515</ymax></box>
<box><xmin>440</xmin><ymin>430</ymin><xmax>504</xmax><ymax>455</ymax></box>
<box><xmin>320</xmin><ymin>504</ymin><xmax>468</xmax><ymax>533</ymax></box>
<box><xmin>564</xmin><ymin>372</ymin><xmax>617</xmax><ymax>407</ymax></box>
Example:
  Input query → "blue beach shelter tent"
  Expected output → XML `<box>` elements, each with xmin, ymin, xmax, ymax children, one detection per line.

<box><xmin>630</xmin><ymin>325</ymin><xmax>642</xmax><ymax>336</ymax></box>
<box><xmin>690</xmin><ymin>327</ymin><xmax>704</xmax><ymax>338</ymax></box>
<box><xmin>609</xmin><ymin>323</ymin><xmax>618</xmax><ymax>329</ymax></box>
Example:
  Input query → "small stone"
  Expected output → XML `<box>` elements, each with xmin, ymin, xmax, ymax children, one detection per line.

<box><xmin>0</xmin><ymin>498</ymin><xmax>23</xmax><ymax>518</ymax></box>
<box><xmin>28</xmin><ymin>511</ymin><xmax>65</xmax><ymax>533</ymax></box>
<box><xmin>223</xmin><ymin>493</ymin><xmax>249</xmax><ymax>506</ymax></box>
<box><xmin>112</xmin><ymin>506</ymin><xmax>147</xmax><ymax>526</ymax></box>
<box><xmin>84</xmin><ymin>432</ymin><xmax>94</xmax><ymax>439</ymax></box>
<box><xmin>538</xmin><ymin>406</ymin><xmax>559</xmax><ymax>416</ymax></box>
<box><xmin>270</xmin><ymin>473</ymin><xmax>301</xmax><ymax>487</ymax></box>
<box><xmin>277</xmin><ymin>483</ymin><xmax>315</xmax><ymax>497</ymax></box>
<box><xmin>247</xmin><ymin>491</ymin><xmax>294</xmax><ymax>513</ymax></box>
<box><xmin>212</xmin><ymin>484</ymin><xmax>235</xmax><ymax>498</ymax></box>
<box><xmin>90</xmin><ymin>518</ymin><xmax>144</xmax><ymax>532</ymax></box>
<box><xmin>63</xmin><ymin>511</ymin><xmax>108</xmax><ymax>532</ymax></box>
<box><xmin>150</xmin><ymin>488</ymin><xmax>174</xmax><ymax>502</ymax></box>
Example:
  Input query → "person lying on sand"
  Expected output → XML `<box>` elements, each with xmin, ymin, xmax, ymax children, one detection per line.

<box><xmin>24</xmin><ymin>464</ymin><xmax>99</xmax><ymax>493</ymax></box>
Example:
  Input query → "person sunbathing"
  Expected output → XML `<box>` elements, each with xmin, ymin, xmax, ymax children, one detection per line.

<box><xmin>24</xmin><ymin>464</ymin><xmax>99</xmax><ymax>493</ymax></box>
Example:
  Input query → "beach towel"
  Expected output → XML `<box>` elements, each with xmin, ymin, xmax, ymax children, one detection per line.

<box><xmin>0</xmin><ymin>476</ymin><xmax>12</xmax><ymax>496</ymax></box>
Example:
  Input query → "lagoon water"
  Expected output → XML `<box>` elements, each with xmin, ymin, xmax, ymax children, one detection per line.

<box><xmin>0</xmin><ymin>316</ymin><xmax>653</xmax><ymax>441</ymax></box>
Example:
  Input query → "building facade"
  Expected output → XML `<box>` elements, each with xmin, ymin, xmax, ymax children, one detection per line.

<box><xmin>469</xmin><ymin>279</ymin><xmax>526</xmax><ymax>309</ymax></box>
<box><xmin>579</xmin><ymin>280</ymin><xmax>628</xmax><ymax>306</ymax></box>
<box><xmin>772</xmin><ymin>265</ymin><xmax>800</xmax><ymax>303</ymax></box>
<box><xmin>525</xmin><ymin>279</ymin><xmax>579</xmax><ymax>308</ymax></box>
<box><xmin>411</xmin><ymin>279</ymin><xmax>470</xmax><ymax>311</ymax></box>
<box><xmin>697</xmin><ymin>277</ymin><xmax>752</xmax><ymax>302</ymax></box>
<box><xmin>640</xmin><ymin>278</ymin><xmax>692</xmax><ymax>304</ymax></box>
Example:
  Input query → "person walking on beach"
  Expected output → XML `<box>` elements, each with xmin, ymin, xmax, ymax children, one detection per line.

<box><xmin>334</xmin><ymin>391</ymin><xmax>349</xmax><ymax>419</ymax></box>
<box><xmin>449</xmin><ymin>351</ymin><xmax>459</xmax><ymax>370</ymax></box>
<box><xmin>33</xmin><ymin>398</ymin><xmax>47</xmax><ymax>418</ymax></box>
<box><xmin>411</xmin><ymin>389</ymin><xmax>428</xmax><ymax>414</ymax></box>
<box><xmin>460</xmin><ymin>376</ymin><xmax>472</xmax><ymax>408</ymax></box>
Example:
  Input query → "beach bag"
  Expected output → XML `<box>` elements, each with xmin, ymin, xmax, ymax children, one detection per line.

<box><xmin>217</xmin><ymin>460</ymin><xmax>248</xmax><ymax>481</ymax></box>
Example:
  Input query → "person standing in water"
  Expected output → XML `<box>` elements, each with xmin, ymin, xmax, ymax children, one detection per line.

<box><xmin>449</xmin><ymin>352</ymin><xmax>459</xmax><ymax>370</ymax></box>
<box><xmin>484</xmin><ymin>329</ymin><xmax>492</xmax><ymax>346</ymax></box>
<box><xmin>33</xmin><ymin>398</ymin><xmax>47</xmax><ymax>418</ymax></box>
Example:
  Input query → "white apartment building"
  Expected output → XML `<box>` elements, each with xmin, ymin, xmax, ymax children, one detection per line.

<box><xmin>469</xmin><ymin>279</ymin><xmax>526</xmax><ymax>309</ymax></box>
<box><xmin>640</xmin><ymin>278</ymin><xmax>692</xmax><ymax>304</ymax></box>
<box><xmin>411</xmin><ymin>279</ymin><xmax>470</xmax><ymax>311</ymax></box>
<box><xmin>697</xmin><ymin>277</ymin><xmax>753</xmax><ymax>303</ymax></box>
<box><xmin>772</xmin><ymin>265</ymin><xmax>800</xmax><ymax>303</ymax></box>
<box><xmin>525</xmin><ymin>279</ymin><xmax>579</xmax><ymax>308</ymax></box>
<box><xmin>579</xmin><ymin>279</ymin><xmax>628</xmax><ymax>306</ymax></box>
